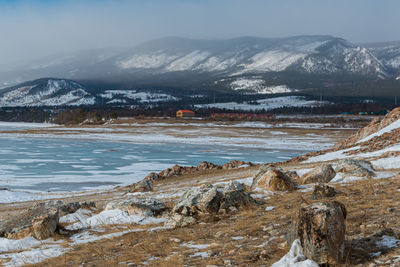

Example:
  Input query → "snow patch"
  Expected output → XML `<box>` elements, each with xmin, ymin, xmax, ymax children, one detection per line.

<box><xmin>357</xmin><ymin>119</ymin><xmax>400</xmax><ymax>143</ymax></box>
<box><xmin>0</xmin><ymin>237</ymin><xmax>42</xmax><ymax>253</ymax></box>
<box><xmin>66</xmin><ymin>209</ymin><xmax>166</xmax><ymax>230</ymax></box>
<box><xmin>99</xmin><ymin>90</ymin><xmax>179</xmax><ymax>103</ymax></box>
<box><xmin>376</xmin><ymin>235</ymin><xmax>399</xmax><ymax>249</ymax></box>
<box><xmin>196</xmin><ymin>96</ymin><xmax>327</xmax><ymax>111</ymax></box>
<box><xmin>230</xmin><ymin>77</ymin><xmax>293</xmax><ymax>94</ymax></box>
<box><xmin>0</xmin><ymin>245</ymin><xmax>64</xmax><ymax>267</ymax></box>
<box><xmin>272</xmin><ymin>239</ymin><xmax>319</xmax><ymax>267</ymax></box>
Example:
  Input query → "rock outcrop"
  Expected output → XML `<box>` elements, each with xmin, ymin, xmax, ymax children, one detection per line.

<box><xmin>106</xmin><ymin>197</ymin><xmax>166</xmax><ymax>217</ymax></box>
<box><xmin>334</xmin><ymin>107</ymin><xmax>400</xmax><ymax>150</ymax></box>
<box><xmin>287</xmin><ymin>201</ymin><xmax>347</xmax><ymax>265</ymax></box>
<box><xmin>144</xmin><ymin>160</ymin><xmax>253</xmax><ymax>181</ymax></box>
<box><xmin>172</xmin><ymin>185</ymin><xmax>222</xmax><ymax>216</ymax></box>
<box><xmin>219</xmin><ymin>181</ymin><xmax>256</xmax><ymax>212</ymax></box>
<box><xmin>301</xmin><ymin>164</ymin><xmax>336</xmax><ymax>184</ymax></box>
<box><xmin>35</xmin><ymin>200</ymin><xmax>96</xmax><ymax>217</ymax></box>
<box><xmin>0</xmin><ymin>201</ymin><xmax>60</xmax><ymax>240</ymax></box>
<box><xmin>252</xmin><ymin>165</ymin><xmax>297</xmax><ymax>191</ymax></box>
<box><xmin>336</xmin><ymin>159</ymin><xmax>375</xmax><ymax>177</ymax></box>
<box><xmin>56</xmin><ymin>201</ymin><xmax>96</xmax><ymax>216</ymax></box>
<box><xmin>311</xmin><ymin>183</ymin><xmax>338</xmax><ymax>199</ymax></box>
<box><xmin>166</xmin><ymin>181</ymin><xmax>256</xmax><ymax>227</ymax></box>
<box><xmin>128</xmin><ymin>179</ymin><xmax>153</xmax><ymax>193</ymax></box>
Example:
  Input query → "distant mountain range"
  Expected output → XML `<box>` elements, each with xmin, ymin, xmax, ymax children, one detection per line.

<box><xmin>0</xmin><ymin>78</ymin><xmax>182</xmax><ymax>107</ymax></box>
<box><xmin>0</xmin><ymin>35</ymin><xmax>400</xmax><ymax>107</ymax></box>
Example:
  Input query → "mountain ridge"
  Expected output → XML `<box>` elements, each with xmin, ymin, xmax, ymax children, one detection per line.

<box><xmin>0</xmin><ymin>35</ymin><xmax>400</xmax><ymax>105</ymax></box>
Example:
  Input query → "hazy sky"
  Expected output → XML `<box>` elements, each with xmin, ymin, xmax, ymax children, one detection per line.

<box><xmin>0</xmin><ymin>0</ymin><xmax>399</xmax><ymax>67</ymax></box>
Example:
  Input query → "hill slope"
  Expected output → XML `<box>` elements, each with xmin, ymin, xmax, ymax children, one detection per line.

<box><xmin>0</xmin><ymin>78</ymin><xmax>95</xmax><ymax>107</ymax></box>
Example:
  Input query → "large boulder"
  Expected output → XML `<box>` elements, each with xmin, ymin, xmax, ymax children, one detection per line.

<box><xmin>172</xmin><ymin>185</ymin><xmax>222</xmax><ymax>216</ymax></box>
<box><xmin>0</xmin><ymin>201</ymin><xmax>60</xmax><ymax>240</ymax></box>
<box><xmin>301</xmin><ymin>164</ymin><xmax>336</xmax><ymax>184</ymax></box>
<box><xmin>106</xmin><ymin>197</ymin><xmax>166</xmax><ymax>216</ymax></box>
<box><xmin>168</xmin><ymin>182</ymin><xmax>256</xmax><ymax>227</ymax></box>
<box><xmin>219</xmin><ymin>181</ymin><xmax>256</xmax><ymax>212</ymax></box>
<box><xmin>336</xmin><ymin>159</ymin><xmax>375</xmax><ymax>177</ymax></box>
<box><xmin>128</xmin><ymin>179</ymin><xmax>153</xmax><ymax>193</ymax></box>
<box><xmin>287</xmin><ymin>201</ymin><xmax>347</xmax><ymax>265</ymax></box>
<box><xmin>252</xmin><ymin>165</ymin><xmax>297</xmax><ymax>191</ymax></box>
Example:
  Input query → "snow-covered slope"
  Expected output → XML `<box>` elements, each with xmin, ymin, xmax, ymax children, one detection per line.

<box><xmin>98</xmin><ymin>90</ymin><xmax>179</xmax><ymax>104</ymax></box>
<box><xmin>0</xmin><ymin>78</ymin><xmax>182</xmax><ymax>107</ymax></box>
<box><xmin>0</xmin><ymin>79</ymin><xmax>95</xmax><ymax>107</ymax></box>
<box><xmin>115</xmin><ymin>36</ymin><xmax>388</xmax><ymax>78</ymax></box>
<box><xmin>220</xmin><ymin>76</ymin><xmax>293</xmax><ymax>94</ymax></box>
<box><xmin>365</xmin><ymin>41</ymin><xmax>400</xmax><ymax>72</ymax></box>
<box><xmin>195</xmin><ymin>96</ymin><xmax>327</xmax><ymax>111</ymax></box>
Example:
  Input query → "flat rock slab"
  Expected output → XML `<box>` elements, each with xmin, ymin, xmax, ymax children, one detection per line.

<box><xmin>0</xmin><ymin>203</ymin><xmax>59</xmax><ymax>240</ymax></box>
<box><xmin>336</xmin><ymin>159</ymin><xmax>375</xmax><ymax>177</ymax></box>
<box><xmin>106</xmin><ymin>197</ymin><xmax>166</xmax><ymax>216</ymax></box>
<box><xmin>301</xmin><ymin>164</ymin><xmax>336</xmax><ymax>184</ymax></box>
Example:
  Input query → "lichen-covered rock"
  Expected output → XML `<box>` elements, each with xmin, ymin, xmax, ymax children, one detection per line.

<box><xmin>252</xmin><ymin>165</ymin><xmax>283</xmax><ymax>185</ymax></box>
<box><xmin>287</xmin><ymin>201</ymin><xmax>347</xmax><ymax>265</ymax></box>
<box><xmin>301</xmin><ymin>164</ymin><xmax>336</xmax><ymax>184</ymax></box>
<box><xmin>168</xmin><ymin>182</ymin><xmax>256</xmax><ymax>227</ymax></box>
<box><xmin>128</xmin><ymin>179</ymin><xmax>153</xmax><ymax>193</ymax></box>
<box><xmin>220</xmin><ymin>181</ymin><xmax>256</xmax><ymax>212</ymax></box>
<box><xmin>0</xmin><ymin>201</ymin><xmax>60</xmax><ymax>240</ymax></box>
<box><xmin>336</xmin><ymin>159</ymin><xmax>375</xmax><ymax>177</ymax></box>
<box><xmin>105</xmin><ymin>197</ymin><xmax>166</xmax><ymax>216</ymax></box>
<box><xmin>252</xmin><ymin>166</ymin><xmax>297</xmax><ymax>191</ymax></box>
<box><xmin>311</xmin><ymin>183</ymin><xmax>338</xmax><ymax>199</ymax></box>
<box><xmin>172</xmin><ymin>185</ymin><xmax>222</xmax><ymax>216</ymax></box>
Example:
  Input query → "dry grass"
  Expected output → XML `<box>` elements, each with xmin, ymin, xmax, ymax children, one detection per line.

<box><xmin>21</xmin><ymin>174</ymin><xmax>400</xmax><ymax>267</ymax></box>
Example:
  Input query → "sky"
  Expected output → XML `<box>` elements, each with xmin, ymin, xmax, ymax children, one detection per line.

<box><xmin>0</xmin><ymin>0</ymin><xmax>399</xmax><ymax>68</ymax></box>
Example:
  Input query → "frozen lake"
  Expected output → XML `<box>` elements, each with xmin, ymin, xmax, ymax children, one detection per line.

<box><xmin>0</xmin><ymin>121</ymin><xmax>323</xmax><ymax>195</ymax></box>
<box><xmin>0</xmin><ymin>137</ymin><xmax>302</xmax><ymax>192</ymax></box>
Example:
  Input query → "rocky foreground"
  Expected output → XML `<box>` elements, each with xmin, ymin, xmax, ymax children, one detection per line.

<box><xmin>1</xmin><ymin>110</ymin><xmax>400</xmax><ymax>266</ymax></box>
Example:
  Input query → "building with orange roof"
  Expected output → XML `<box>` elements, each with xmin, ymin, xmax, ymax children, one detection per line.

<box><xmin>176</xmin><ymin>109</ymin><xmax>195</xmax><ymax>118</ymax></box>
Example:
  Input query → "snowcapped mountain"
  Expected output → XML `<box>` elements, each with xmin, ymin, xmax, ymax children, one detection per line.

<box><xmin>0</xmin><ymin>36</ymin><xmax>399</xmax><ymax>98</ymax></box>
<box><xmin>0</xmin><ymin>79</ymin><xmax>95</xmax><ymax>107</ymax></box>
<box><xmin>115</xmin><ymin>36</ymin><xmax>388</xmax><ymax>77</ymax></box>
<box><xmin>364</xmin><ymin>41</ymin><xmax>400</xmax><ymax>72</ymax></box>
